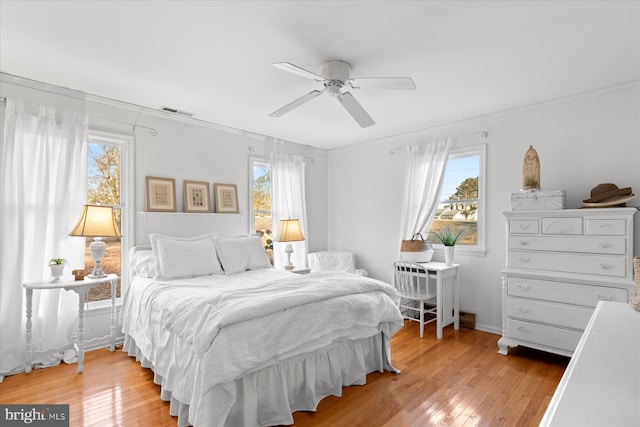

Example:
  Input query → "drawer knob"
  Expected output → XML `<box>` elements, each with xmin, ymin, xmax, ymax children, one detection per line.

<box><xmin>600</xmin><ymin>263</ymin><xmax>612</xmax><ymax>270</ymax></box>
<box><xmin>517</xmin><ymin>326</ymin><xmax>530</xmax><ymax>335</ymax></box>
<box><xmin>519</xmin><ymin>224</ymin><xmax>530</xmax><ymax>229</ymax></box>
<box><xmin>519</xmin><ymin>240</ymin><xmax>530</xmax><ymax>246</ymax></box>
<box><xmin>516</xmin><ymin>283</ymin><xmax>531</xmax><ymax>291</ymax></box>
<box><xmin>517</xmin><ymin>306</ymin><xmax>530</xmax><ymax>313</ymax></box>
<box><xmin>599</xmin><ymin>223</ymin><xmax>613</xmax><ymax>228</ymax></box>
<box><xmin>598</xmin><ymin>243</ymin><xmax>612</xmax><ymax>248</ymax></box>
<box><xmin>597</xmin><ymin>293</ymin><xmax>612</xmax><ymax>301</ymax></box>
<box><xmin>518</xmin><ymin>257</ymin><xmax>530</xmax><ymax>264</ymax></box>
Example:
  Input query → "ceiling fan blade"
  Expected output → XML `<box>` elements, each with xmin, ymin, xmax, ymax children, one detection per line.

<box><xmin>347</xmin><ymin>77</ymin><xmax>416</xmax><ymax>90</ymax></box>
<box><xmin>269</xmin><ymin>89</ymin><xmax>325</xmax><ymax>118</ymax></box>
<box><xmin>272</xmin><ymin>62</ymin><xmax>327</xmax><ymax>82</ymax></box>
<box><xmin>336</xmin><ymin>92</ymin><xmax>375</xmax><ymax>128</ymax></box>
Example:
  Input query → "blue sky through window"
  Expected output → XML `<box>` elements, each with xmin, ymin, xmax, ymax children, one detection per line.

<box><xmin>440</xmin><ymin>154</ymin><xmax>479</xmax><ymax>201</ymax></box>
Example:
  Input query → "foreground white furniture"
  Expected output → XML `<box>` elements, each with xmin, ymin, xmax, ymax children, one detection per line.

<box><xmin>393</xmin><ymin>261</ymin><xmax>459</xmax><ymax>339</ymax></box>
<box><xmin>23</xmin><ymin>274</ymin><xmax>119</xmax><ymax>373</ymax></box>
<box><xmin>499</xmin><ymin>207</ymin><xmax>636</xmax><ymax>356</ymax></box>
<box><xmin>540</xmin><ymin>301</ymin><xmax>640</xmax><ymax>426</ymax></box>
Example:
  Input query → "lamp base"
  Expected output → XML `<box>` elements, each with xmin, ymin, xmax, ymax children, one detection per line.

<box><xmin>284</xmin><ymin>243</ymin><xmax>294</xmax><ymax>270</ymax></box>
<box><xmin>89</xmin><ymin>237</ymin><xmax>107</xmax><ymax>278</ymax></box>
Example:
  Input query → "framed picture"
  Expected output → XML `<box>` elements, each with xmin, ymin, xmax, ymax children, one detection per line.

<box><xmin>184</xmin><ymin>180</ymin><xmax>211</xmax><ymax>213</ymax></box>
<box><xmin>145</xmin><ymin>176</ymin><xmax>176</xmax><ymax>212</ymax></box>
<box><xmin>214</xmin><ymin>183</ymin><xmax>239</xmax><ymax>214</ymax></box>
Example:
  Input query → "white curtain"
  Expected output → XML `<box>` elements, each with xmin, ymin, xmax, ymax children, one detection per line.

<box><xmin>270</xmin><ymin>150</ymin><xmax>309</xmax><ymax>269</ymax></box>
<box><xmin>399</xmin><ymin>138</ymin><xmax>451</xmax><ymax>243</ymax></box>
<box><xmin>0</xmin><ymin>98</ymin><xmax>88</xmax><ymax>379</ymax></box>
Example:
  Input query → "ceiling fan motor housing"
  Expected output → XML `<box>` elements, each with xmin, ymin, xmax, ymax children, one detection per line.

<box><xmin>318</xmin><ymin>60</ymin><xmax>351</xmax><ymax>82</ymax></box>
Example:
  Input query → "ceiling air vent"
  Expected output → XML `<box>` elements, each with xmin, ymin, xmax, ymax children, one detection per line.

<box><xmin>160</xmin><ymin>106</ymin><xmax>193</xmax><ymax>117</ymax></box>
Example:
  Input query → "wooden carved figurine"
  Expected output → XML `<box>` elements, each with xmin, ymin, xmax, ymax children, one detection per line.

<box><xmin>523</xmin><ymin>145</ymin><xmax>540</xmax><ymax>190</ymax></box>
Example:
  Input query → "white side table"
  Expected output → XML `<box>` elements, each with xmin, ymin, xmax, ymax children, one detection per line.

<box><xmin>23</xmin><ymin>273</ymin><xmax>119</xmax><ymax>374</ymax></box>
<box><xmin>416</xmin><ymin>262</ymin><xmax>460</xmax><ymax>339</ymax></box>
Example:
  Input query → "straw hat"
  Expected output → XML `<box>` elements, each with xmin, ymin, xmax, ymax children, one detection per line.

<box><xmin>583</xmin><ymin>183</ymin><xmax>635</xmax><ymax>207</ymax></box>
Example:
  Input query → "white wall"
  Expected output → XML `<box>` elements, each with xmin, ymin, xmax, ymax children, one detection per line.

<box><xmin>4</xmin><ymin>74</ymin><xmax>638</xmax><ymax>338</ymax></box>
<box><xmin>328</xmin><ymin>82</ymin><xmax>640</xmax><ymax>334</ymax></box>
<box><xmin>1</xmin><ymin>74</ymin><xmax>329</xmax><ymax>343</ymax></box>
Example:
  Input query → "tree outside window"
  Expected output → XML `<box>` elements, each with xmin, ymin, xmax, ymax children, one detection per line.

<box><xmin>252</xmin><ymin>160</ymin><xmax>274</xmax><ymax>264</ymax></box>
<box><xmin>85</xmin><ymin>142</ymin><xmax>122</xmax><ymax>302</ymax></box>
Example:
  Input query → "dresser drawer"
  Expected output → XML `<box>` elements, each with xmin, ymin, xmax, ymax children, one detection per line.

<box><xmin>542</xmin><ymin>217</ymin><xmax>583</xmax><ymax>235</ymax></box>
<box><xmin>585</xmin><ymin>219</ymin><xmax>627</xmax><ymax>236</ymax></box>
<box><xmin>506</xmin><ymin>319</ymin><xmax>582</xmax><ymax>353</ymax></box>
<box><xmin>509</xmin><ymin>236</ymin><xmax>625</xmax><ymax>255</ymax></box>
<box><xmin>506</xmin><ymin>297</ymin><xmax>593</xmax><ymax>330</ymax></box>
<box><xmin>509</xmin><ymin>219</ymin><xmax>539</xmax><ymax>234</ymax></box>
<box><xmin>509</xmin><ymin>251</ymin><xmax>627</xmax><ymax>278</ymax></box>
<box><xmin>507</xmin><ymin>277</ymin><xmax>629</xmax><ymax>307</ymax></box>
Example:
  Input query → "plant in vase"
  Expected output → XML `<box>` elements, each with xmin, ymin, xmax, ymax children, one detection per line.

<box><xmin>430</xmin><ymin>228</ymin><xmax>464</xmax><ymax>266</ymax></box>
<box><xmin>48</xmin><ymin>258</ymin><xmax>68</xmax><ymax>282</ymax></box>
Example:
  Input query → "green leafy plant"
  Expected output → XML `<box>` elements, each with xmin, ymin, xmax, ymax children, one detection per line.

<box><xmin>48</xmin><ymin>258</ymin><xmax>68</xmax><ymax>265</ymax></box>
<box><xmin>430</xmin><ymin>228</ymin><xmax>464</xmax><ymax>246</ymax></box>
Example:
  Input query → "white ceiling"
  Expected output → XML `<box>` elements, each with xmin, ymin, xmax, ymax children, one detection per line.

<box><xmin>1</xmin><ymin>1</ymin><xmax>638</xmax><ymax>150</ymax></box>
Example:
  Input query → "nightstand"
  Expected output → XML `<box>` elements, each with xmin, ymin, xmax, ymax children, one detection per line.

<box><xmin>23</xmin><ymin>274</ymin><xmax>119</xmax><ymax>374</ymax></box>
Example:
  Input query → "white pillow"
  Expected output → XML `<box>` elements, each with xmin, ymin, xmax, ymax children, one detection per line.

<box><xmin>245</xmin><ymin>235</ymin><xmax>273</xmax><ymax>270</ymax></box>
<box><xmin>129</xmin><ymin>249</ymin><xmax>157</xmax><ymax>278</ymax></box>
<box><xmin>215</xmin><ymin>235</ymin><xmax>272</xmax><ymax>274</ymax></box>
<box><xmin>150</xmin><ymin>233</ymin><xmax>222</xmax><ymax>280</ymax></box>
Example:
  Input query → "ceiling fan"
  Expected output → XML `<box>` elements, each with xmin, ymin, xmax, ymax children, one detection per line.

<box><xmin>269</xmin><ymin>60</ymin><xmax>416</xmax><ymax>128</ymax></box>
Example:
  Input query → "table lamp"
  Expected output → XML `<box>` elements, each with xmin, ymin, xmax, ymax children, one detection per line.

<box><xmin>277</xmin><ymin>218</ymin><xmax>305</xmax><ymax>270</ymax></box>
<box><xmin>69</xmin><ymin>204</ymin><xmax>122</xmax><ymax>278</ymax></box>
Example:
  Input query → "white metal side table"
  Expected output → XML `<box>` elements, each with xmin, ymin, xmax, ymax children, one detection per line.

<box><xmin>23</xmin><ymin>273</ymin><xmax>119</xmax><ymax>374</ymax></box>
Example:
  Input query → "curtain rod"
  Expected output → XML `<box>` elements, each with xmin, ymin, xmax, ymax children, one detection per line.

<box><xmin>0</xmin><ymin>95</ymin><xmax>158</xmax><ymax>136</ymax></box>
<box><xmin>247</xmin><ymin>145</ymin><xmax>315</xmax><ymax>164</ymax></box>
<box><xmin>388</xmin><ymin>130</ymin><xmax>488</xmax><ymax>155</ymax></box>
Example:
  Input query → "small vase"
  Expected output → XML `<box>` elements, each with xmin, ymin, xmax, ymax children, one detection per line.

<box><xmin>444</xmin><ymin>246</ymin><xmax>455</xmax><ymax>266</ymax></box>
<box><xmin>49</xmin><ymin>264</ymin><xmax>65</xmax><ymax>282</ymax></box>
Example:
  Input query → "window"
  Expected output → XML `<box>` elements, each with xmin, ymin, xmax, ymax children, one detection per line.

<box><xmin>84</xmin><ymin>132</ymin><xmax>130</xmax><ymax>303</ymax></box>
<box><xmin>428</xmin><ymin>144</ymin><xmax>486</xmax><ymax>254</ymax></box>
<box><xmin>250</xmin><ymin>159</ymin><xmax>274</xmax><ymax>264</ymax></box>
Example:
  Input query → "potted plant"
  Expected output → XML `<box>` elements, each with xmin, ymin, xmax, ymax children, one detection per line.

<box><xmin>48</xmin><ymin>258</ymin><xmax>68</xmax><ymax>282</ymax></box>
<box><xmin>430</xmin><ymin>228</ymin><xmax>464</xmax><ymax>266</ymax></box>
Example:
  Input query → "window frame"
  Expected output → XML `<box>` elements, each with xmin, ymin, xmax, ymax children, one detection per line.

<box><xmin>431</xmin><ymin>142</ymin><xmax>486</xmax><ymax>256</ymax></box>
<box><xmin>85</xmin><ymin>130</ymin><xmax>133</xmax><ymax>310</ymax></box>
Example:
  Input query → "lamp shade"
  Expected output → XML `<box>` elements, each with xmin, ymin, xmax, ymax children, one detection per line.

<box><xmin>69</xmin><ymin>205</ymin><xmax>122</xmax><ymax>238</ymax></box>
<box><xmin>277</xmin><ymin>219</ymin><xmax>305</xmax><ymax>242</ymax></box>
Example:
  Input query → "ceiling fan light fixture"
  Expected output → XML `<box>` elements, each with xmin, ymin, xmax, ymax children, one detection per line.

<box><xmin>325</xmin><ymin>80</ymin><xmax>343</xmax><ymax>98</ymax></box>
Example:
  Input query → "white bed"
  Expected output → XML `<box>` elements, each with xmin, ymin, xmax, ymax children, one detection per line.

<box><xmin>121</xmin><ymin>233</ymin><xmax>404</xmax><ymax>426</ymax></box>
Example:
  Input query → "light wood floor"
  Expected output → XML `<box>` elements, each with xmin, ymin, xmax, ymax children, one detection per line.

<box><xmin>0</xmin><ymin>321</ymin><xmax>568</xmax><ymax>426</ymax></box>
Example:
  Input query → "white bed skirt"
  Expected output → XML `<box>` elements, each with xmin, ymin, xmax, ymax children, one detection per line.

<box><xmin>123</xmin><ymin>333</ymin><xmax>397</xmax><ymax>427</ymax></box>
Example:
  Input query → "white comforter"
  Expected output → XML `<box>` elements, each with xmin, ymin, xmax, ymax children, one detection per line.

<box><xmin>121</xmin><ymin>268</ymin><xmax>403</xmax><ymax>423</ymax></box>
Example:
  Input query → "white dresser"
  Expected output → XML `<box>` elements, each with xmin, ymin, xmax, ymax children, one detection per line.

<box><xmin>498</xmin><ymin>207</ymin><xmax>636</xmax><ymax>357</ymax></box>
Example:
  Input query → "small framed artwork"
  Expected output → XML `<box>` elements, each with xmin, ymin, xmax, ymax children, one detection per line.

<box><xmin>214</xmin><ymin>183</ymin><xmax>239</xmax><ymax>214</ymax></box>
<box><xmin>145</xmin><ymin>176</ymin><xmax>176</xmax><ymax>212</ymax></box>
<box><xmin>184</xmin><ymin>180</ymin><xmax>211</xmax><ymax>213</ymax></box>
